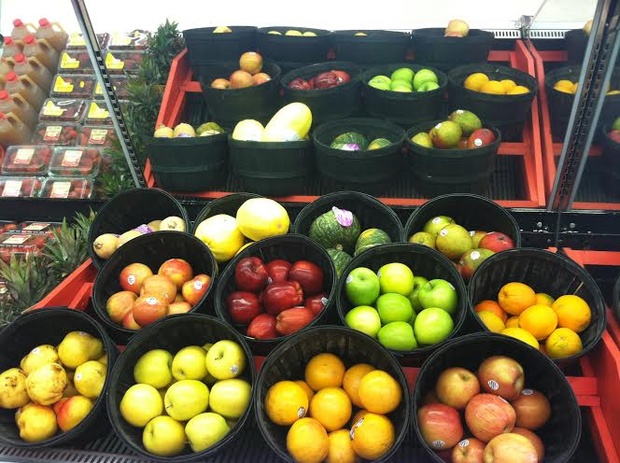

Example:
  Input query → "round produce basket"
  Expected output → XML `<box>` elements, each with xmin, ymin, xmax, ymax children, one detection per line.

<box><xmin>256</xmin><ymin>26</ymin><xmax>331</xmax><ymax>64</ymax></box>
<box><xmin>106</xmin><ymin>314</ymin><xmax>256</xmax><ymax>463</ymax></box>
<box><xmin>254</xmin><ymin>325</ymin><xmax>410</xmax><ymax>463</ymax></box>
<box><xmin>564</xmin><ymin>29</ymin><xmax>588</xmax><ymax>64</ymax></box>
<box><xmin>190</xmin><ymin>192</ymin><xmax>264</xmax><ymax>235</ymax></box>
<box><xmin>600</xmin><ymin>126</ymin><xmax>620</xmax><ymax>198</ymax></box>
<box><xmin>412</xmin><ymin>332</ymin><xmax>581</xmax><ymax>462</ymax></box>
<box><xmin>329</xmin><ymin>29</ymin><xmax>412</xmax><ymax>67</ymax></box>
<box><xmin>0</xmin><ymin>308</ymin><xmax>117</xmax><ymax>448</ymax></box>
<box><xmin>613</xmin><ymin>271</ymin><xmax>620</xmax><ymax>323</ymax></box>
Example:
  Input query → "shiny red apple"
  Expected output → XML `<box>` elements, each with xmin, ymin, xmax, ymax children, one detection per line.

<box><xmin>227</xmin><ymin>291</ymin><xmax>263</xmax><ymax>325</ymax></box>
<box><xmin>477</xmin><ymin>355</ymin><xmax>525</xmax><ymax>400</ymax></box>
<box><xmin>234</xmin><ymin>256</ymin><xmax>269</xmax><ymax>292</ymax></box>
<box><xmin>304</xmin><ymin>292</ymin><xmax>328</xmax><ymax>316</ymax></box>
<box><xmin>417</xmin><ymin>402</ymin><xmax>464</xmax><ymax>450</ymax></box>
<box><xmin>266</xmin><ymin>259</ymin><xmax>292</xmax><ymax>283</ymax></box>
<box><xmin>289</xmin><ymin>260</ymin><xmax>324</xmax><ymax>296</ymax></box>
<box><xmin>465</xmin><ymin>393</ymin><xmax>516</xmax><ymax>443</ymax></box>
<box><xmin>246</xmin><ymin>313</ymin><xmax>278</xmax><ymax>339</ymax></box>
<box><xmin>262</xmin><ymin>280</ymin><xmax>304</xmax><ymax>315</ymax></box>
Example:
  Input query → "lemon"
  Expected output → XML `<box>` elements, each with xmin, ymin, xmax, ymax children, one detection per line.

<box><xmin>236</xmin><ymin>198</ymin><xmax>290</xmax><ymax>241</ymax></box>
<box><xmin>194</xmin><ymin>214</ymin><xmax>245</xmax><ymax>263</ymax></box>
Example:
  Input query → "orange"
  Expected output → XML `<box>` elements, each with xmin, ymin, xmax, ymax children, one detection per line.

<box><xmin>554</xmin><ymin>79</ymin><xmax>575</xmax><ymax>93</ymax></box>
<box><xmin>357</xmin><ymin>370</ymin><xmax>402</xmax><ymax>415</ymax></box>
<box><xmin>326</xmin><ymin>429</ymin><xmax>360</xmax><ymax>463</ymax></box>
<box><xmin>477</xmin><ymin>310</ymin><xmax>505</xmax><ymax>333</ymax></box>
<box><xmin>551</xmin><ymin>295</ymin><xmax>592</xmax><ymax>333</ymax></box>
<box><xmin>350</xmin><ymin>413</ymin><xmax>395</xmax><ymax>460</ymax></box>
<box><xmin>295</xmin><ymin>380</ymin><xmax>315</xmax><ymax>402</ymax></box>
<box><xmin>287</xmin><ymin>417</ymin><xmax>329</xmax><ymax>463</ymax></box>
<box><xmin>479</xmin><ymin>80</ymin><xmax>506</xmax><ymax>95</ymax></box>
<box><xmin>464</xmin><ymin>72</ymin><xmax>489</xmax><ymax>91</ymax></box>
<box><xmin>264</xmin><ymin>380</ymin><xmax>309</xmax><ymax>426</ymax></box>
<box><xmin>342</xmin><ymin>363</ymin><xmax>375</xmax><ymax>408</ymax></box>
<box><xmin>518</xmin><ymin>304</ymin><xmax>558</xmax><ymax>340</ymax></box>
<box><xmin>507</xmin><ymin>85</ymin><xmax>530</xmax><ymax>95</ymax></box>
<box><xmin>305</xmin><ymin>353</ymin><xmax>346</xmax><ymax>391</ymax></box>
<box><xmin>475</xmin><ymin>299</ymin><xmax>508</xmax><ymax>322</ymax></box>
<box><xmin>545</xmin><ymin>327</ymin><xmax>583</xmax><ymax>359</ymax></box>
<box><xmin>505</xmin><ymin>315</ymin><xmax>520</xmax><ymax>328</ymax></box>
<box><xmin>500</xmin><ymin>79</ymin><xmax>517</xmax><ymax>93</ymax></box>
<box><xmin>535</xmin><ymin>292</ymin><xmax>555</xmax><ymax>307</ymax></box>
<box><xmin>500</xmin><ymin>327</ymin><xmax>540</xmax><ymax>350</ymax></box>
<box><xmin>498</xmin><ymin>282</ymin><xmax>537</xmax><ymax>315</ymax></box>
<box><xmin>309</xmin><ymin>387</ymin><xmax>352</xmax><ymax>432</ymax></box>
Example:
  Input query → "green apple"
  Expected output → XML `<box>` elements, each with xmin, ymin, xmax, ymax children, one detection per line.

<box><xmin>435</xmin><ymin>223</ymin><xmax>473</xmax><ymax>260</ymax></box>
<box><xmin>469</xmin><ymin>230</ymin><xmax>488</xmax><ymax>248</ymax></box>
<box><xmin>410</xmin><ymin>132</ymin><xmax>434</xmax><ymax>148</ymax></box>
<box><xmin>185</xmin><ymin>412</ymin><xmax>230</xmax><ymax>452</ymax></box>
<box><xmin>205</xmin><ymin>340</ymin><xmax>246</xmax><ymax>380</ymax></box>
<box><xmin>208</xmin><ymin>379</ymin><xmax>252</xmax><ymax>419</ymax></box>
<box><xmin>133</xmin><ymin>349</ymin><xmax>173</xmax><ymax>389</ymax></box>
<box><xmin>418</xmin><ymin>279</ymin><xmax>458</xmax><ymax>315</ymax></box>
<box><xmin>171</xmin><ymin>345</ymin><xmax>208</xmax><ymax>381</ymax></box>
<box><xmin>413</xmin><ymin>307</ymin><xmax>454</xmax><ymax>345</ymax></box>
<box><xmin>408</xmin><ymin>231</ymin><xmax>436</xmax><ymax>248</ymax></box>
<box><xmin>417</xmin><ymin>81</ymin><xmax>440</xmax><ymax>92</ymax></box>
<box><xmin>345</xmin><ymin>267</ymin><xmax>381</xmax><ymax>306</ymax></box>
<box><xmin>377</xmin><ymin>263</ymin><xmax>414</xmax><ymax>296</ymax></box>
<box><xmin>368</xmin><ymin>77</ymin><xmax>391</xmax><ymax>91</ymax></box>
<box><xmin>390</xmin><ymin>82</ymin><xmax>413</xmax><ymax>92</ymax></box>
<box><xmin>376</xmin><ymin>293</ymin><xmax>414</xmax><ymax>324</ymax></box>
<box><xmin>369</xmin><ymin>75</ymin><xmax>391</xmax><ymax>86</ymax></box>
<box><xmin>378</xmin><ymin>321</ymin><xmax>417</xmax><ymax>351</ymax></box>
<box><xmin>164</xmin><ymin>379</ymin><xmax>209</xmax><ymax>421</ymax></box>
<box><xmin>120</xmin><ymin>383</ymin><xmax>163</xmax><ymax>427</ymax></box>
<box><xmin>390</xmin><ymin>67</ymin><xmax>415</xmax><ymax>83</ymax></box>
<box><xmin>412</xmin><ymin>69</ymin><xmax>438</xmax><ymax>91</ymax></box>
<box><xmin>344</xmin><ymin>305</ymin><xmax>382</xmax><ymax>337</ymax></box>
<box><xmin>422</xmin><ymin>215</ymin><xmax>455</xmax><ymax>237</ymax></box>
<box><xmin>407</xmin><ymin>276</ymin><xmax>429</xmax><ymax>313</ymax></box>
<box><xmin>142</xmin><ymin>415</ymin><xmax>186</xmax><ymax>457</ymax></box>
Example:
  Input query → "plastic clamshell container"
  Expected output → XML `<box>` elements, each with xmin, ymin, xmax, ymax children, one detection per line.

<box><xmin>17</xmin><ymin>221</ymin><xmax>61</xmax><ymax>235</ymax></box>
<box><xmin>94</xmin><ymin>75</ymin><xmax>129</xmax><ymax>100</ymax></box>
<box><xmin>65</xmin><ymin>32</ymin><xmax>110</xmax><ymax>50</ymax></box>
<box><xmin>31</xmin><ymin>122</ymin><xmax>79</xmax><ymax>146</ymax></box>
<box><xmin>108</xmin><ymin>30</ymin><xmax>149</xmax><ymax>50</ymax></box>
<box><xmin>78</xmin><ymin>125</ymin><xmax>117</xmax><ymax>147</ymax></box>
<box><xmin>0</xmin><ymin>176</ymin><xmax>42</xmax><ymax>198</ymax></box>
<box><xmin>0</xmin><ymin>232</ymin><xmax>48</xmax><ymax>262</ymax></box>
<box><xmin>0</xmin><ymin>221</ymin><xmax>18</xmax><ymax>233</ymax></box>
<box><xmin>50</xmin><ymin>74</ymin><xmax>96</xmax><ymax>99</ymax></box>
<box><xmin>1</xmin><ymin>145</ymin><xmax>52</xmax><ymax>175</ymax></box>
<box><xmin>49</xmin><ymin>146</ymin><xmax>101</xmax><ymax>177</ymax></box>
<box><xmin>40</xmin><ymin>176</ymin><xmax>93</xmax><ymax>199</ymax></box>
<box><xmin>39</xmin><ymin>98</ymin><xmax>87</xmax><ymax>123</ymax></box>
<box><xmin>104</xmin><ymin>50</ymin><xmax>144</xmax><ymax>74</ymax></box>
<box><xmin>83</xmin><ymin>100</ymin><xmax>111</xmax><ymax>126</ymax></box>
<box><xmin>58</xmin><ymin>49</ymin><xmax>94</xmax><ymax>74</ymax></box>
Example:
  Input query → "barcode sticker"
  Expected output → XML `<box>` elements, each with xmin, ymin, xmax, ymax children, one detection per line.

<box><xmin>44</xmin><ymin>125</ymin><xmax>62</xmax><ymax>142</ymax></box>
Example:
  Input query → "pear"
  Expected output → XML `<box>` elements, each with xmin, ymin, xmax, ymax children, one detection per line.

<box><xmin>92</xmin><ymin>233</ymin><xmax>119</xmax><ymax>259</ymax></box>
<box><xmin>147</xmin><ymin>219</ymin><xmax>162</xmax><ymax>231</ymax></box>
<box><xmin>20</xmin><ymin>344</ymin><xmax>59</xmax><ymax>375</ymax></box>
<box><xmin>0</xmin><ymin>368</ymin><xmax>29</xmax><ymax>409</ymax></box>
<box><xmin>57</xmin><ymin>331</ymin><xmax>104</xmax><ymax>369</ymax></box>
<box><xmin>15</xmin><ymin>403</ymin><xmax>58</xmax><ymax>442</ymax></box>
<box><xmin>117</xmin><ymin>229</ymin><xmax>143</xmax><ymax>247</ymax></box>
<box><xmin>63</xmin><ymin>371</ymin><xmax>79</xmax><ymax>398</ymax></box>
<box><xmin>26</xmin><ymin>363</ymin><xmax>67</xmax><ymax>405</ymax></box>
<box><xmin>74</xmin><ymin>361</ymin><xmax>107</xmax><ymax>399</ymax></box>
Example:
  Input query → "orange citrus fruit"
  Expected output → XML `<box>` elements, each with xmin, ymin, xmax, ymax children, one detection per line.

<box><xmin>287</xmin><ymin>417</ymin><xmax>329</xmax><ymax>463</ymax></box>
<box><xmin>342</xmin><ymin>363</ymin><xmax>375</xmax><ymax>408</ymax></box>
<box><xmin>501</xmin><ymin>79</ymin><xmax>517</xmax><ymax>93</ymax></box>
<box><xmin>535</xmin><ymin>292</ymin><xmax>555</xmax><ymax>307</ymax></box>
<box><xmin>305</xmin><ymin>353</ymin><xmax>346</xmax><ymax>391</ymax></box>
<box><xmin>350</xmin><ymin>413</ymin><xmax>395</xmax><ymax>460</ymax></box>
<box><xmin>498</xmin><ymin>282</ymin><xmax>537</xmax><ymax>315</ymax></box>
<box><xmin>551</xmin><ymin>295</ymin><xmax>592</xmax><ymax>333</ymax></box>
<box><xmin>500</xmin><ymin>327</ymin><xmax>540</xmax><ymax>350</ymax></box>
<box><xmin>264</xmin><ymin>380</ymin><xmax>309</xmax><ymax>426</ymax></box>
<box><xmin>464</xmin><ymin>72</ymin><xmax>489</xmax><ymax>91</ymax></box>
<box><xmin>554</xmin><ymin>79</ymin><xmax>574</xmax><ymax>93</ymax></box>
<box><xmin>357</xmin><ymin>370</ymin><xmax>402</xmax><ymax>415</ymax></box>
<box><xmin>295</xmin><ymin>380</ymin><xmax>315</xmax><ymax>402</ymax></box>
<box><xmin>518</xmin><ymin>304</ymin><xmax>558</xmax><ymax>340</ymax></box>
<box><xmin>475</xmin><ymin>299</ymin><xmax>508</xmax><ymax>322</ymax></box>
<box><xmin>479</xmin><ymin>80</ymin><xmax>506</xmax><ymax>95</ymax></box>
<box><xmin>545</xmin><ymin>327</ymin><xmax>583</xmax><ymax>359</ymax></box>
<box><xmin>506</xmin><ymin>315</ymin><xmax>520</xmax><ymax>328</ymax></box>
<box><xmin>326</xmin><ymin>429</ymin><xmax>360</xmax><ymax>463</ymax></box>
<box><xmin>309</xmin><ymin>387</ymin><xmax>352</xmax><ymax>432</ymax></box>
<box><xmin>507</xmin><ymin>85</ymin><xmax>530</xmax><ymax>95</ymax></box>
<box><xmin>477</xmin><ymin>310</ymin><xmax>506</xmax><ymax>333</ymax></box>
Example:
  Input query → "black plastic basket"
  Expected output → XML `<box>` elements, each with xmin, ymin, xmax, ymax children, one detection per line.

<box><xmin>0</xmin><ymin>308</ymin><xmax>118</xmax><ymax>448</ymax></box>
<box><xmin>329</xmin><ymin>30</ymin><xmax>412</xmax><ymax>67</ymax></box>
<box><xmin>565</xmin><ymin>29</ymin><xmax>588</xmax><ymax>65</ymax></box>
<box><xmin>335</xmin><ymin>243</ymin><xmax>468</xmax><ymax>367</ymax></box>
<box><xmin>87</xmin><ymin>188</ymin><xmax>190</xmax><ymax>270</ymax></box>
<box><xmin>312</xmin><ymin>117</ymin><xmax>406</xmax><ymax>193</ymax></box>
<box><xmin>361</xmin><ymin>63</ymin><xmax>448</xmax><ymax>128</ymax></box>
<box><xmin>280</xmin><ymin>61</ymin><xmax>363</xmax><ymax>127</ymax></box>
<box><xmin>411</xmin><ymin>332</ymin><xmax>581</xmax><ymax>462</ymax></box>
<box><xmin>468</xmin><ymin>248</ymin><xmax>607</xmax><ymax>365</ymax></box>
<box><xmin>292</xmin><ymin>190</ymin><xmax>404</xmax><ymax>254</ymax></box>
<box><xmin>411</xmin><ymin>28</ymin><xmax>494</xmax><ymax>72</ymax></box>
<box><xmin>190</xmin><ymin>192</ymin><xmax>264</xmax><ymax>235</ymax></box>
<box><xmin>228</xmin><ymin>137</ymin><xmax>314</xmax><ymax>197</ymax></box>
<box><xmin>92</xmin><ymin>231</ymin><xmax>218</xmax><ymax>345</ymax></box>
<box><xmin>106</xmin><ymin>314</ymin><xmax>256</xmax><ymax>463</ymax></box>
<box><xmin>254</xmin><ymin>325</ymin><xmax>410</xmax><ymax>463</ymax></box>
<box><xmin>213</xmin><ymin>234</ymin><xmax>337</xmax><ymax>356</ymax></box>
<box><xmin>146</xmin><ymin>133</ymin><xmax>228</xmax><ymax>192</ymax></box>
<box><xmin>200</xmin><ymin>62</ymin><xmax>282</xmax><ymax>128</ymax></box>
<box><xmin>613</xmin><ymin>271</ymin><xmax>620</xmax><ymax>323</ymax></box>
<box><xmin>404</xmin><ymin>120</ymin><xmax>501</xmax><ymax>196</ymax></box>
<box><xmin>256</xmin><ymin>27</ymin><xmax>331</xmax><ymax>64</ymax></box>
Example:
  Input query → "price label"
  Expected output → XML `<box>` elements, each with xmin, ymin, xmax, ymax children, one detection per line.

<box><xmin>61</xmin><ymin>150</ymin><xmax>83</xmax><ymax>167</ymax></box>
<box><xmin>44</xmin><ymin>125</ymin><xmax>62</xmax><ymax>142</ymax></box>
<box><xmin>2</xmin><ymin>180</ymin><xmax>22</xmax><ymax>197</ymax></box>
<box><xmin>22</xmin><ymin>222</ymin><xmax>51</xmax><ymax>232</ymax></box>
<box><xmin>67</xmin><ymin>33</ymin><xmax>86</xmax><ymax>47</ymax></box>
<box><xmin>53</xmin><ymin>75</ymin><xmax>74</xmax><ymax>93</ymax></box>
<box><xmin>88</xmin><ymin>129</ymin><xmax>108</xmax><ymax>145</ymax></box>
<box><xmin>2</xmin><ymin>234</ymin><xmax>30</xmax><ymax>245</ymax></box>
<box><xmin>88</xmin><ymin>102</ymin><xmax>110</xmax><ymax>120</ymax></box>
<box><xmin>42</xmin><ymin>100</ymin><xmax>66</xmax><ymax>117</ymax></box>
<box><xmin>60</xmin><ymin>52</ymin><xmax>80</xmax><ymax>69</ymax></box>
<box><xmin>105</xmin><ymin>52</ymin><xmax>125</xmax><ymax>70</ymax></box>
<box><xmin>14</xmin><ymin>149</ymin><xmax>34</xmax><ymax>165</ymax></box>
<box><xmin>50</xmin><ymin>181</ymin><xmax>71</xmax><ymax>199</ymax></box>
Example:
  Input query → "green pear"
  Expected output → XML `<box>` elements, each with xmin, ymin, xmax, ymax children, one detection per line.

<box><xmin>57</xmin><ymin>331</ymin><xmax>103</xmax><ymax>369</ymax></box>
<box><xmin>133</xmin><ymin>349</ymin><xmax>173</xmax><ymax>389</ymax></box>
<box><xmin>423</xmin><ymin>215</ymin><xmax>455</xmax><ymax>237</ymax></box>
<box><xmin>448</xmin><ymin>109</ymin><xmax>482</xmax><ymax>136</ymax></box>
<box><xmin>20</xmin><ymin>344</ymin><xmax>59</xmax><ymax>375</ymax></box>
<box><xmin>408</xmin><ymin>231</ymin><xmax>436</xmax><ymax>248</ymax></box>
<box><xmin>410</xmin><ymin>132</ymin><xmax>433</xmax><ymax>148</ymax></box>
<box><xmin>377</xmin><ymin>321</ymin><xmax>417</xmax><ymax>351</ymax></box>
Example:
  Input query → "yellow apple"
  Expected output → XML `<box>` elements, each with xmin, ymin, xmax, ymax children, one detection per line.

<box><xmin>143</xmin><ymin>415</ymin><xmax>186</xmax><ymax>456</ymax></box>
<box><xmin>205</xmin><ymin>340</ymin><xmax>246</xmax><ymax>380</ymax></box>
<box><xmin>120</xmin><ymin>383</ymin><xmax>163</xmax><ymax>427</ymax></box>
<box><xmin>164</xmin><ymin>380</ymin><xmax>209</xmax><ymax>421</ymax></box>
<box><xmin>15</xmin><ymin>402</ymin><xmax>57</xmax><ymax>442</ymax></box>
<box><xmin>171</xmin><ymin>346</ymin><xmax>208</xmax><ymax>381</ymax></box>
<box><xmin>55</xmin><ymin>395</ymin><xmax>94</xmax><ymax>432</ymax></box>
<box><xmin>185</xmin><ymin>412</ymin><xmax>230</xmax><ymax>452</ymax></box>
<box><xmin>208</xmin><ymin>379</ymin><xmax>252</xmax><ymax>419</ymax></box>
<box><xmin>74</xmin><ymin>361</ymin><xmax>106</xmax><ymax>399</ymax></box>
<box><xmin>133</xmin><ymin>349</ymin><xmax>173</xmax><ymax>389</ymax></box>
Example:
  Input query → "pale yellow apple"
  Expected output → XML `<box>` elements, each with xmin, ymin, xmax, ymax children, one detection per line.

<box><xmin>15</xmin><ymin>402</ymin><xmax>57</xmax><ymax>442</ymax></box>
<box><xmin>171</xmin><ymin>346</ymin><xmax>208</xmax><ymax>381</ymax></box>
<box><xmin>0</xmin><ymin>368</ymin><xmax>29</xmax><ymax>409</ymax></box>
<box><xmin>205</xmin><ymin>340</ymin><xmax>246</xmax><ymax>380</ymax></box>
<box><xmin>185</xmin><ymin>412</ymin><xmax>230</xmax><ymax>452</ymax></box>
<box><xmin>285</xmin><ymin>30</ymin><xmax>303</xmax><ymax>36</ymax></box>
<box><xmin>20</xmin><ymin>344</ymin><xmax>59</xmax><ymax>375</ymax></box>
<box><xmin>133</xmin><ymin>349</ymin><xmax>173</xmax><ymax>389</ymax></box>
<box><xmin>74</xmin><ymin>361</ymin><xmax>106</xmax><ymax>399</ymax></box>
<box><xmin>208</xmin><ymin>379</ymin><xmax>252</xmax><ymax>419</ymax></box>
<box><xmin>164</xmin><ymin>380</ymin><xmax>209</xmax><ymax>421</ymax></box>
<box><xmin>26</xmin><ymin>363</ymin><xmax>67</xmax><ymax>405</ymax></box>
<box><xmin>120</xmin><ymin>383</ymin><xmax>163</xmax><ymax>427</ymax></box>
<box><xmin>213</xmin><ymin>26</ymin><xmax>232</xmax><ymax>33</ymax></box>
<box><xmin>143</xmin><ymin>415</ymin><xmax>186</xmax><ymax>457</ymax></box>
<box><xmin>57</xmin><ymin>331</ymin><xmax>103</xmax><ymax>369</ymax></box>
<box><xmin>55</xmin><ymin>395</ymin><xmax>94</xmax><ymax>432</ymax></box>
<box><xmin>302</xmin><ymin>31</ymin><xmax>317</xmax><ymax>37</ymax></box>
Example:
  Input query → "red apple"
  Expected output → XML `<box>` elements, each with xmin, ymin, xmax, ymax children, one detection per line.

<box><xmin>140</xmin><ymin>274</ymin><xmax>177</xmax><ymax>303</ymax></box>
<box><xmin>313</xmin><ymin>71</ymin><xmax>340</xmax><ymax>89</ymax></box>
<box><xmin>229</xmin><ymin>70</ymin><xmax>254</xmax><ymax>89</ymax></box>
<box><xmin>53</xmin><ymin>398</ymin><xmax>69</xmax><ymax>415</ymax></box>
<box><xmin>511</xmin><ymin>389</ymin><xmax>551</xmax><ymax>430</ymax></box>
<box><xmin>511</xmin><ymin>427</ymin><xmax>545</xmax><ymax>461</ymax></box>
<box><xmin>168</xmin><ymin>301</ymin><xmax>192</xmax><ymax>315</ymax></box>
<box><xmin>158</xmin><ymin>258</ymin><xmax>193</xmax><ymax>289</ymax></box>
<box><xmin>478</xmin><ymin>232</ymin><xmax>515</xmax><ymax>253</ymax></box>
<box><xmin>435</xmin><ymin>366</ymin><xmax>481</xmax><ymax>409</ymax></box>
<box><xmin>133</xmin><ymin>293</ymin><xmax>169</xmax><ymax>327</ymax></box>
<box><xmin>234</xmin><ymin>256</ymin><xmax>269</xmax><ymax>292</ymax></box>
<box><xmin>465</xmin><ymin>393</ymin><xmax>516</xmax><ymax>443</ymax></box>
<box><xmin>122</xmin><ymin>310</ymin><xmax>141</xmax><ymax>330</ymax></box>
<box><xmin>239</xmin><ymin>51</ymin><xmax>263</xmax><ymax>75</ymax></box>
<box><xmin>262</xmin><ymin>280</ymin><xmax>304</xmax><ymax>315</ymax></box>
<box><xmin>289</xmin><ymin>260</ymin><xmax>324</xmax><ymax>296</ymax></box>
<box><xmin>246</xmin><ymin>313</ymin><xmax>278</xmax><ymax>339</ymax></box>
<box><xmin>181</xmin><ymin>274</ymin><xmax>211</xmax><ymax>306</ymax></box>
<box><xmin>468</xmin><ymin>128</ymin><xmax>496</xmax><ymax>149</ymax></box>
<box><xmin>331</xmin><ymin>70</ymin><xmax>351</xmax><ymax>84</ymax></box>
<box><xmin>458</xmin><ymin>248</ymin><xmax>495</xmax><ymax>280</ymax></box>
<box><xmin>210</xmin><ymin>78</ymin><xmax>230</xmax><ymax>89</ymax></box>
<box><xmin>227</xmin><ymin>291</ymin><xmax>263</xmax><ymax>325</ymax></box>
<box><xmin>417</xmin><ymin>403</ymin><xmax>464</xmax><ymax>450</ymax></box>
<box><xmin>119</xmin><ymin>262</ymin><xmax>153</xmax><ymax>294</ymax></box>
<box><xmin>266</xmin><ymin>259</ymin><xmax>291</xmax><ymax>283</ymax></box>
<box><xmin>469</xmin><ymin>230</ymin><xmax>488</xmax><ymax>247</ymax></box>
<box><xmin>457</xmin><ymin>137</ymin><xmax>469</xmax><ymax>149</ymax></box>
<box><xmin>451</xmin><ymin>437</ymin><xmax>485</xmax><ymax>463</ymax></box>
<box><xmin>477</xmin><ymin>355</ymin><xmax>525</xmax><ymax>400</ymax></box>
<box><xmin>106</xmin><ymin>290</ymin><xmax>137</xmax><ymax>323</ymax></box>
<box><xmin>304</xmin><ymin>292</ymin><xmax>328</xmax><ymax>316</ymax></box>
<box><xmin>288</xmin><ymin>77</ymin><xmax>312</xmax><ymax>90</ymax></box>
<box><xmin>483</xmin><ymin>432</ymin><xmax>538</xmax><ymax>463</ymax></box>
<box><xmin>55</xmin><ymin>395</ymin><xmax>94</xmax><ymax>432</ymax></box>
<box><xmin>275</xmin><ymin>306</ymin><xmax>315</xmax><ymax>336</ymax></box>
<box><xmin>607</xmin><ymin>129</ymin><xmax>620</xmax><ymax>144</ymax></box>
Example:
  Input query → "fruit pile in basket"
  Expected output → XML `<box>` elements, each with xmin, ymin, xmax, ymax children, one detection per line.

<box><xmin>287</xmin><ymin>68</ymin><xmax>351</xmax><ymax>90</ymax></box>
<box><xmin>367</xmin><ymin>67</ymin><xmax>440</xmax><ymax>93</ymax></box>
<box><xmin>264</xmin><ymin>352</ymin><xmax>403</xmax><ymax>461</ymax></box>
<box><xmin>474</xmin><ymin>282</ymin><xmax>591</xmax><ymax>358</ymax></box>
<box><xmin>209</xmin><ymin>51</ymin><xmax>272</xmax><ymax>89</ymax></box>
<box><xmin>152</xmin><ymin>121</ymin><xmax>225</xmax><ymax>138</ymax></box>
<box><xmin>0</xmin><ymin>332</ymin><xmax>107</xmax><ymax>442</ymax></box>
<box><xmin>119</xmin><ymin>340</ymin><xmax>251</xmax><ymax>456</ymax></box>
<box><xmin>464</xmin><ymin>72</ymin><xmax>531</xmax><ymax>95</ymax></box>
<box><xmin>418</xmin><ymin>355</ymin><xmax>549</xmax><ymax>462</ymax></box>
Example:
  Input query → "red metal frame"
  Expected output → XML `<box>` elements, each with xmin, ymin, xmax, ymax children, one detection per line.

<box><xmin>31</xmin><ymin>258</ymin><xmax>95</xmax><ymax>310</ymax></box>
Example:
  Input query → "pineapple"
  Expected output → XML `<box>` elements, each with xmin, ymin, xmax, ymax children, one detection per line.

<box><xmin>43</xmin><ymin>212</ymin><xmax>94</xmax><ymax>281</ymax></box>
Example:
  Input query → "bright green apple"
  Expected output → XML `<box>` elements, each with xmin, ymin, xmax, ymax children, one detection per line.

<box><xmin>164</xmin><ymin>379</ymin><xmax>209</xmax><ymax>421</ymax></box>
<box><xmin>120</xmin><ymin>383</ymin><xmax>163</xmax><ymax>427</ymax></box>
<box><xmin>413</xmin><ymin>307</ymin><xmax>454</xmax><ymax>345</ymax></box>
<box><xmin>133</xmin><ymin>349</ymin><xmax>173</xmax><ymax>389</ymax></box>
<box><xmin>377</xmin><ymin>263</ymin><xmax>414</xmax><ymax>296</ymax></box>
<box><xmin>376</xmin><ymin>293</ymin><xmax>414</xmax><ymax>324</ymax></box>
<box><xmin>142</xmin><ymin>415</ymin><xmax>186</xmax><ymax>457</ymax></box>
<box><xmin>410</xmin><ymin>132</ymin><xmax>434</xmax><ymax>148</ymax></box>
<box><xmin>390</xmin><ymin>67</ymin><xmax>415</xmax><ymax>83</ymax></box>
<box><xmin>344</xmin><ymin>305</ymin><xmax>382</xmax><ymax>337</ymax></box>
<box><xmin>377</xmin><ymin>321</ymin><xmax>417</xmax><ymax>351</ymax></box>
<box><xmin>205</xmin><ymin>340</ymin><xmax>246</xmax><ymax>380</ymax></box>
<box><xmin>390</xmin><ymin>79</ymin><xmax>412</xmax><ymax>90</ymax></box>
<box><xmin>171</xmin><ymin>345</ymin><xmax>208</xmax><ymax>381</ymax></box>
<box><xmin>407</xmin><ymin>276</ymin><xmax>430</xmax><ymax>313</ymax></box>
<box><xmin>417</xmin><ymin>81</ymin><xmax>440</xmax><ymax>92</ymax></box>
<box><xmin>369</xmin><ymin>75</ymin><xmax>391</xmax><ymax>86</ymax></box>
<box><xmin>418</xmin><ymin>279</ymin><xmax>458</xmax><ymax>315</ymax></box>
<box><xmin>422</xmin><ymin>215</ymin><xmax>455</xmax><ymax>237</ymax></box>
<box><xmin>185</xmin><ymin>412</ymin><xmax>230</xmax><ymax>452</ymax></box>
<box><xmin>208</xmin><ymin>379</ymin><xmax>252</xmax><ymax>419</ymax></box>
<box><xmin>368</xmin><ymin>77</ymin><xmax>391</xmax><ymax>91</ymax></box>
<box><xmin>345</xmin><ymin>267</ymin><xmax>381</xmax><ymax>306</ymax></box>
<box><xmin>390</xmin><ymin>83</ymin><xmax>413</xmax><ymax>93</ymax></box>
<box><xmin>412</xmin><ymin>69</ymin><xmax>438</xmax><ymax>91</ymax></box>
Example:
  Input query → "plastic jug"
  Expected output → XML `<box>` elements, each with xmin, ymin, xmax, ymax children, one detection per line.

<box><xmin>12</xmin><ymin>53</ymin><xmax>53</xmax><ymax>91</ymax></box>
<box><xmin>21</xmin><ymin>35</ymin><xmax>59</xmax><ymax>73</ymax></box>
<box><xmin>4</xmin><ymin>72</ymin><xmax>46</xmax><ymax>110</ymax></box>
<box><xmin>35</xmin><ymin>18</ymin><xmax>68</xmax><ymax>52</ymax></box>
<box><xmin>10</xmin><ymin>19</ymin><xmax>36</xmax><ymax>41</ymax></box>
<box><xmin>2</xmin><ymin>37</ymin><xmax>23</xmax><ymax>61</ymax></box>
<box><xmin>0</xmin><ymin>59</ymin><xmax>14</xmax><ymax>86</ymax></box>
<box><xmin>0</xmin><ymin>112</ymin><xmax>32</xmax><ymax>146</ymax></box>
<box><xmin>0</xmin><ymin>90</ymin><xmax>38</xmax><ymax>129</ymax></box>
